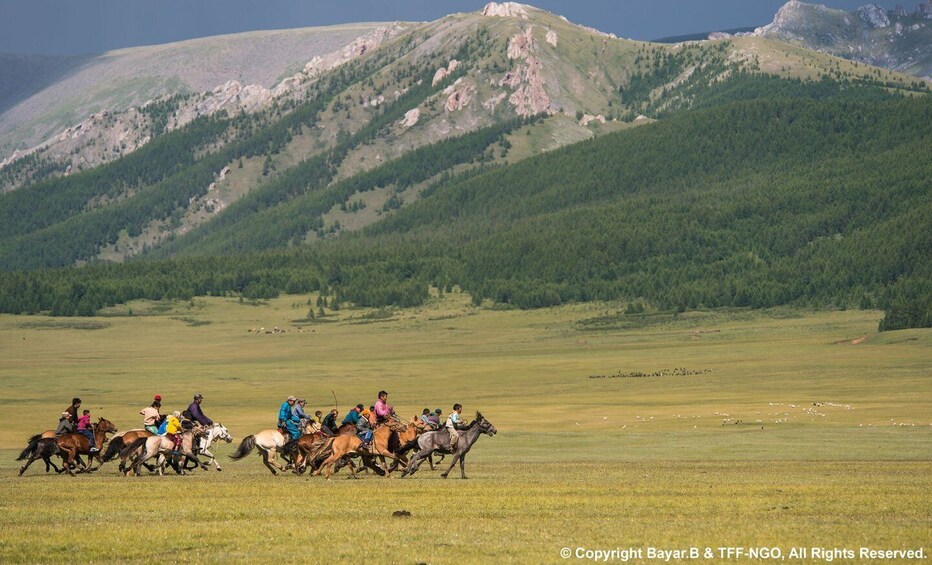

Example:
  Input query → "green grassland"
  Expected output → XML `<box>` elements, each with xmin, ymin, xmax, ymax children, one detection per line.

<box><xmin>0</xmin><ymin>295</ymin><xmax>929</xmax><ymax>562</ymax></box>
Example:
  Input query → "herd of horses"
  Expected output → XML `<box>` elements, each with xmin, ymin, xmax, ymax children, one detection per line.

<box><xmin>16</xmin><ymin>412</ymin><xmax>497</xmax><ymax>480</ymax></box>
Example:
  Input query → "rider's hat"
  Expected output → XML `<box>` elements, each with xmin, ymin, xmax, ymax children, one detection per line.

<box><xmin>194</xmin><ymin>393</ymin><xmax>203</xmax><ymax>400</ymax></box>
<box><xmin>154</xmin><ymin>394</ymin><xmax>162</xmax><ymax>401</ymax></box>
<box><xmin>287</xmin><ymin>395</ymin><xmax>297</xmax><ymax>402</ymax></box>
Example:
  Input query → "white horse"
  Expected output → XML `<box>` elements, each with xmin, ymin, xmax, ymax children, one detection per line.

<box><xmin>191</xmin><ymin>423</ymin><xmax>233</xmax><ymax>471</ymax></box>
<box><xmin>122</xmin><ymin>430</ymin><xmax>201</xmax><ymax>476</ymax></box>
<box><xmin>228</xmin><ymin>422</ymin><xmax>312</xmax><ymax>475</ymax></box>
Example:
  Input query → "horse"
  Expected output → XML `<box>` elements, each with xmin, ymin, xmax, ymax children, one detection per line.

<box><xmin>188</xmin><ymin>423</ymin><xmax>233</xmax><ymax>471</ymax></box>
<box><xmin>17</xmin><ymin>436</ymin><xmax>63</xmax><ymax>476</ymax></box>
<box><xmin>228</xmin><ymin>422</ymin><xmax>314</xmax><ymax>475</ymax></box>
<box><xmin>311</xmin><ymin>434</ymin><xmax>379</xmax><ymax>480</ymax></box>
<box><xmin>56</xmin><ymin>417</ymin><xmax>118</xmax><ymax>475</ymax></box>
<box><xmin>370</xmin><ymin>417</ymin><xmax>429</xmax><ymax>476</ymax></box>
<box><xmin>102</xmin><ymin>429</ymin><xmax>153</xmax><ymax>473</ymax></box>
<box><xmin>402</xmin><ymin>412</ymin><xmax>497</xmax><ymax>479</ymax></box>
<box><xmin>121</xmin><ymin>429</ymin><xmax>202</xmax><ymax>476</ymax></box>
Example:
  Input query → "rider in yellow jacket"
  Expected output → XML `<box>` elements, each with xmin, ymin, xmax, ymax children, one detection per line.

<box><xmin>165</xmin><ymin>412</ymin><xmax>183</xmax><ymax>451</ymax></box>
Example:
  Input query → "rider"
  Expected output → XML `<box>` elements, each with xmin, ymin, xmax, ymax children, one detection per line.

<box><xmin>165</xmin><ymin>411</ymin><xmax>184</xmax><ymax>452</ymax></box>
<box><xmin>141</xmin><ymin>400</ymin><xmax>162</xmax><ymax>434</ymax></box>
<box><xmin>355</xmin><ymin>410</ymin><xmax>373</xmax><ymax>450</ymax></box>
<box><xmin>278</xmin><ymin>396</ymin><xmax>301</xmax><ymax>441</ymax></box>
<box><xmin>292</xmin><ymin>398</ymin><xmax>309</xmax><ymax>426</ymax></box>
<box><xmin>187</xmin><ymin>394</ymin><xmax>214</xmax><ymax>426</ymax></box>
<box><xmin>76</xmin><ymin>409</ymin><xmax>99</xmax><ymax>453</ymax></box>
<box><xmin>64</xmin><ymin>397</ymin><xmax>81</xmax><ymax>427</ymax></box>
<box><xmin>374</xmin><ymin>391</ymin><xmax>395</xmax><ymax>424</ymax></box>
<box><xmin>445</xmin><ymin>404</ymin><xmax>464</xmax><ymax>450</ymax></box>
<box><xmin>321</xmin><ymin>409</ymin><xmax>339</xmax><ymax>434</ymax></box>
<box><xmin>420</xmin><ymin>408</ymin><xmax>432</xmax><ymax>427</ymax></box>
<box><xmin>342</xmin><ymin>404</ymin><xmax>364</xmax><ymax>426</ymax></box>
<box><xmin>427</xmin><ymin>408</ymin><xmax>442</xmax><ymax>428</ymax></box>
<box><xmin>55</xmin><ymin>411</ymin><xmax>75</xmax><ymax>435</ymax></box>
<box><xmin>313</xmin><ymin>410</ymin><xmax>324</xmax><ymax>425</ymax></box>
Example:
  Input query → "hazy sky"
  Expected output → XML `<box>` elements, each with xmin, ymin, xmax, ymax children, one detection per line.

<box><xmin>0</xmin><ymin>0</ymin><xmax>908</xmax><ymax>56</ymax></box>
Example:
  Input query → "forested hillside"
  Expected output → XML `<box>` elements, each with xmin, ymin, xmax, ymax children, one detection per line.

<box><xmin>1</xmin><ymin>87</ymin><xmax>928</xmax><ymax>329</ymax></box>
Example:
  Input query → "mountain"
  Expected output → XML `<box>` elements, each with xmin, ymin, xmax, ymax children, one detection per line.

<box><xmin>746</xmin><ymin>1</ymin><xmax>932</xmax><ymax>79</ymax></box>
<box><xmin>0</xmin><ymin>2</ymin><xmax>928</xmax><ymax>326</ymax></box>
<box><xmin>0</xmin><ymin>23</ymin><xmax>388</xmax><ymax>163</ymax></box>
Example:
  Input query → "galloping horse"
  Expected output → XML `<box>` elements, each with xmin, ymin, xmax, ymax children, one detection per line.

<box><xmin>228</xmin><ymin>422</ymin><xmax>314</xmax><ymax>475</ymax></box>
<box><xmin>57</xmin><ymin>417</ymin><xmax>118</xmax><ymax>475</ymax></box>
<box><xmin>17</xmin><ymin>437</ymin><xmax>63</xmax><ymax>476</ymax></box>
<box><xmin>402</xmin><ymin>412</ymin><xmax>497</xmax><ymax>479</ymax></box>
<box><xmin>121</xmin><ymin>429</ymin><xmax>202</xmax><ymax>476</ymax></box>
<box><xmin>369</xmin><ymin>417</ymin><xmax>428</xmax><ymax>476</ymax></box>
<box><xmin>189</xmin><ymin>423</ymin><xmax>233</xmax><ymax>471</ymax></box>
<box><xmin>102</xmin><ymin>429</ymin><xmax>153</xmax><ymax>473</ymax></box>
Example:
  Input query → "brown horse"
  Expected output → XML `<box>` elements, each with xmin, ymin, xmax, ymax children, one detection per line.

<box><xmin>102</xmin><ymin>429</ymin><xmax>153</xmax><ymax>472</ymax></box>
<box><xmin>311</xmin><ymin>417</ymin><xmax>426</xmax><ymax>479</ymax></box>
<box><xmin>56</xmin><ymin>417</ymin><xmax>118</xmax><ymax>475</ymax></box>
<box><xmin>370</xmin><ymin>417</ymin><xmax>428</xmax><ymax>476</ymax></box>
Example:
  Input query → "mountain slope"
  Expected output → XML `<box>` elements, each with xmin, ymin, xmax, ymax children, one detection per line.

<box><xmin>0</xmin><ymin>23</ymin><xmax>387</xmax><ymax>161</ymax></box>
<box><xmin>0</xmin><ymin>2</ymin><xmax>927</xmax><ymax>272</ymax></box>
<box><xmin>751</xmin><ymin>1</ymin><xmax>932</xmax><ymax>79</ymax></box>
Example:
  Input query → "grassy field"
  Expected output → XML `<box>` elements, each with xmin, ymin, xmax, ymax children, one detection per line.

<box><xmin>0</xmin><ymin>292</ymin><xmax>929</xmax><ymax>563</ymax></box>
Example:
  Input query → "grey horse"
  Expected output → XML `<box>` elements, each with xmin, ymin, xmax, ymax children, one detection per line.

<box><xmin>402</xmin><ymin>412</ymin><xmax>496</xmax><ymax>479</ymax></box>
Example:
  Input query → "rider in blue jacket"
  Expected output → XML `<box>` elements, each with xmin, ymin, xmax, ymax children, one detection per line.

<box><xmin>278</xmin><ymin>396</ymin><xmax>300</xmax><ymax>440</ymax></box>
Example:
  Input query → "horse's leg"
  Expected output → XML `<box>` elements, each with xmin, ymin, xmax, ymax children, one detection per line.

<box><xmin>261</xmin><ymin>450</ymin><xmax>278</xmax><ymax>475</ymax></box>
<box><xmin>440</xmin><ymin>451</ymin><xmax>461</xmax><ymax>479</ymax></box>
<box><xmin>459</xmin><ymin>454</ymin><xmax>467</xmax><ymax>479</ymax></box>
<box><xmin>19</xmin><ymin>453</ymin><xmax>39</xmax><ymax>476</ymax></box>
<box><xmin>201</xmin><ymin>448</ymin><xmax>216</xmax><ymax>471</ymax></box>
<box><xmin>402</xmin><ymin>449</ymin><xmax>430</xmax><ymax>477</ymax></box>
<box><xmin>428</xmin><ymin>453</ymin><xmax>435</xmax><ymax>470</ymax></box>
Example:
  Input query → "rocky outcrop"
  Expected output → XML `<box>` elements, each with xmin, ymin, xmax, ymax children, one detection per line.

<box><xmin>432</xmin><ymin>59</ymin><xmax>461</xmax><ymax>86</ymax></box>
<box><xmin>507</xmin><ymin>56</ymin><xmax>551</xmax><ymax>116</ymax></box>
<box><xmin>481</xmin><ymin>2</ymin><xmax>530</xmax><ymax>18</ymax></box>
<box><xmin>579</xmin><ymin>114</ymin><xmax>606</xmax><ymax>126</ymax></box>
<box><xmin>546</xmin><ymin>29</ymin><xmax>558</xmax><ymax>47</ymax></box>
<box><xmin>400</xmin><ymin>108</ymin><xmax>421</xmax><ymax>127</ymax></box>
<box><xmin>857</xmin><ymin>4</ymin><xmax>890</xmax><ymax>28</ymax></box>
<box><xmin>507</xmin><ymin>27</ymin><xmax>535</xmax><ymax>59</ymax></box>
<box><xmin>443</xmin><ymin>79</ymin><xmax>475</xmax><ymax>112</ymax></box>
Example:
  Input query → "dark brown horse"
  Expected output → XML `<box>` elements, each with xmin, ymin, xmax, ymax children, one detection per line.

<box><xmin>56</xmin><ymin>417</ymin><xmax>118</xmax><ymax>475</ymax></box>
<box><xmin>17</xmin><ymin>436</ymin><xmax>63</xmax><ymax>476</ymax></box>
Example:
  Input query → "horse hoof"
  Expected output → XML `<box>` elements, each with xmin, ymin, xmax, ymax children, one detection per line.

<box><xmin>217</xmin><ymin>468</ymin><xmax>222</xmax><ymax>472</ymax></box>
<box><xmin>441</xmin><ymin>474</ymin><xmax>448</xmax><ymax>479</ymax></box>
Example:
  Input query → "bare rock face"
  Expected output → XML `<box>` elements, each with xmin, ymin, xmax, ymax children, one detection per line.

<box><xmin>443</xmin><ymin>79</ymin><xmax>475</xmax><ymax>112</ymax></box>
<box><xmin>507</xmin><ymin>56</ymin><xmax>551</xmax><ymax>116</ymax></box>
<box><xmin>481</xmin><ymin>2</ymin><xmax>530</xmax><ymax>18</ymax></box>
<box><xmin>432</xmin><ymin>59</ymin><xmax>461</xmax><ymax>86</ymax></box>
<box><xmin>857</xmin><ymin>4</ymin><xmax>890</xmax><ymax>28</ymax></box>
<box><xmin>579</xmin><ymin>114</ymin><xmax>606</xmax><ymax>126</ymax></box>
<box><xmin>545</xmin><ymin>29</ymin><xmax>558</xmax><ymax>47</ymax></box>
<box><xmin>400</xmin><ymin>108</ymin><xmax>421</xmax><ymax>127</ymax></box>
<box><xmin>507</xmin><ymin>27</ymin><xmax>535</xmax><ymax>59</ymax></box>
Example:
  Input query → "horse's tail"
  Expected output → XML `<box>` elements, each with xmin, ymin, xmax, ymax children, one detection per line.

<box><xmin>17</xmin><ymin>434</ymin><xmax>43</xmax><ymax>460</ymax></box>
<box><xmin>102</xmin><ymin>437</ymin><xmax>124</xmax><ymax>461</ymax></box>
<box><xmin>228</xmin><ymin>435</ymin><xmax>256</xmax><ymax>460</ymax></box>
<box><xmin>120</xmin><ymin>437</ymin><xmax>149</xmax><ymax>459</ymax></box>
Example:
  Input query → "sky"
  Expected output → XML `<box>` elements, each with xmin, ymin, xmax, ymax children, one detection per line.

<box><xmin>0</xmin><ymin>0</ymin><xmax>909</xmax><ymax>56</ymax></box>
